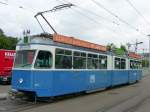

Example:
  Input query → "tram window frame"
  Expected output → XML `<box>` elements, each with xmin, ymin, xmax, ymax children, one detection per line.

<box><xmin>87</xmin><ymin>53</ymin><xmax>99</xmax><ymax>69</ymax></box>
<box><xmin>99</xmin><ymin>55</ymin><xmax>107</xmax><ymax>69</ymax></box>
<box><xmin>130</xmin><ymin>60</ymin><xmax>142</xmax><ymax>69</ymax></box>
<box><xmin>121</xmin><ymin>59</ymin><xmax>126</xmax><ymax>69</ymax></box>
<box><xmin>114</xmin><ymin>58</ymin><xmax>121</xmax><ymax>69</ymax></box>
<box><xmin>135</xmin><ymin>61</ymin><xmax>139</xmax><ymax>69</ymax></box>
<box><xmin>73</xmin><ymin>51</ymin><xmax>87</xmax><ymax>69</ymax></box>
<box><xmin>114</xmin><ymin>57</ymin><xmax>126</xmax><ymax>69</ymax></box>
<box><xmin>55</xmin><ymin>48</ymin><xmax>72</xmax><ymax>69</ymax></box>
<box><xmin>138</xmin><ymin>61</ymin><xmax>142</xmax><ymax>69</ymax></box>
<box><xmin>34</xmin><ymin>50</ymin><xmax>53</xmax><ymax>69</ymax></box>
<box><xmin>130</xmin><ymin>60</ymin><xmax>133</xmax><ymax>69</ymax></box>
<box><xmin>130</xmin><ymin>60</ymin><xmax>136</xmax><ymax>69</ymax></box>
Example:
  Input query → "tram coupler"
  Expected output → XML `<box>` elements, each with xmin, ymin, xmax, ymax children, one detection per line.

<box><xmin>9</xmin><ymin>89</ymin><xmax>25</xmax><ymax>100</ymax></box>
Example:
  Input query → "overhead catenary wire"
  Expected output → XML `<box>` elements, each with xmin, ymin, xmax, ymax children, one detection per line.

<box><xmin>91</xmin><ymin>0</ymin><xmax>147</xmax><ymax>36</ymax></box>
<box><xmin>0</xmin><ymin>1</ymin><xmax>8</xmax><ymax>5</ymax></box>
<box><xmin>56</xmin><ymin>0</ymin><xmax>127</xmax><ymax>38</ymax></box>
<box><xmin>0</xmin><ymin>0</ymin><xmax>37</xmax><ymax>13</ymax></box>
<box><xmin>57</xmin><ymin>0</ymin><xmax>136</xmax><ymax>39</ymax></box>
<box><xmin>57</xmin><ymin>0</ymin><xmax>120</xmax><ymax>26</ymax></box>
<box><xmin>125</xmin><ymin>0</ymin><xmax>150</xmax><ymax>28</ymax></box>
<box><xmin>74</xmin><ymin>5</ymin><xmax>120</xmax><ymax>26</ymax></box>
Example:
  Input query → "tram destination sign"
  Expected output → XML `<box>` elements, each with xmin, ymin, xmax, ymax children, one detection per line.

<box><xmin>19</xmin><ymin>45</ymin><xmax>31</xmax><ymax>50</ymax></box>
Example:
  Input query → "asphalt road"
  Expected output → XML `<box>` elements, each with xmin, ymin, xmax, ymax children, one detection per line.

<box><xmin>0</xmin><ymin>70</ymin><xmax>150</xmax><ymax>112</ymax></box>
<box><xmin>0</xmin><ymin>85</ymin><xmax>10</xmax><ymax>94</ymax></box>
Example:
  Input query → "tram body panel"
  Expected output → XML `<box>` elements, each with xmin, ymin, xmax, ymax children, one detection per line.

<box><xmin>86</xmin><ymin>70</ymin><xmax>111</xmax><ymax>91</ymax></box>
<box><xmin>129</xmin><ymin>70</ymin><xmax>142</xmax><ymax>83</ymax></box>
<box><xmin>12</xmin><ymin>69</ymin><xmax>34</xmax><ymax>91</ymax></box>
<box><xmin>33</xmin><ymin>70</ymin><xmax>53</xmax><ymax>96</ymax></box>
<box><xmin>34</xmin><ymin>70</ymin><xmax>111</xmax><ymax>97</ymax></box>
<box><xmin>136</xmin><ymin>70</ymin><xmax>142</xmax><ymax>81</ymax></box>
<box><xmin>111</xmin><ymin>70</ymin><xmax>129</xmax><ymax>86</ymax></box>
<box><xmin>12</xmin><ymin>70</ymin><xmax>112</xmax><ymax>97</ymax></box>
<box><xmin>51</xmin><ymin>70</ymin><xmax>85</xmax><ymax>96</ymax></box>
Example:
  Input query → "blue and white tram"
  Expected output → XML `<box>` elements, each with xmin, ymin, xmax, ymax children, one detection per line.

<box><xmin>11</xmin><ymin>34</ymin><xmax>142</xmax><ymax>97</ymax></box>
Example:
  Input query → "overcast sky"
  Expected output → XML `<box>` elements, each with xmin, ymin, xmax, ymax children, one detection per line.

<box><xmin>0</xmin><ymin>0</ymin><xmax>150</xmax><ymax>53</ymax></box>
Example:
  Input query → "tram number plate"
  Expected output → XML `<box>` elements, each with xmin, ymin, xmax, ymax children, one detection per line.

<box><xmin>90</xmin><ymin>75</ymin><xmax>95</xmax><ymax>83</ymax></box>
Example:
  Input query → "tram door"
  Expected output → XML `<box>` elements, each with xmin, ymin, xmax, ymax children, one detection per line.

<box><xmin>86</xmin><ymin>54</ymin><xmax>110</xmax><ymax>91</ymax></box>
<box><xmin>34</xmin><ymin>50</ymin><xmax>53</xmax><ymax>91</ymax></box>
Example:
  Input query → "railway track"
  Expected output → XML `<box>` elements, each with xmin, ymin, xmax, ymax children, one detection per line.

<box><xmin>0</xmin><ymin>98</ymin><xmax>47</xmax><ymax>112</ymax></box>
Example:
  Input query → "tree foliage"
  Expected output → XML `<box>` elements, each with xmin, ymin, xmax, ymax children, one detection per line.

<box><xmin>107</xmin><ymin>43</ymin><xmax>116</xmax><ymax>52</ymax></box>
<box><xmin>107</xmin><ymin>43</ymin><xmax>127</xmax><ymax>55</ymax></box>
<box><xmin>0</xmin><ymin>28</ymin><xmax>18</xmax><ymax>50</ymax></box>
<box><xmin>142</xmin><ymin>59</ymin><xmax>149</xmax><ymax>68</ymax></box>
<box><xmin>120</xmin><ymin>45</ymin><xmax>127</xmax><ymax>52</ymax></box>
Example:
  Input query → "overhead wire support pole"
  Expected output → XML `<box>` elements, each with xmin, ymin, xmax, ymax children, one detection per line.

<box><xmin>34</xmin><ymin>3</ymin><xmax>75</xmax><ymax>34</ymax></box>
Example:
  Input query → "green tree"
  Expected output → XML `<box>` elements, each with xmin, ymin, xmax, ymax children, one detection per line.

<box><xmin>0</xmin><ymin>28</ymin><xmax>18</xmax><ymax>50</ymax></box>
<box><xmin>107</xmin><ymin>43</ymin><xmax>116</xmax><ymax>52</ymax></box>
<box><xmin>142</xmin><ymin>59</ymin><xmax>149</xmax><ymax>68</ymax></box>
<box><xmin>0</xmin><ymin>28</ymin><xmax>4</xmax><ymax>36</ymax></box>
<box><xmin>120</xmin><ymin>45</ymin><xmax>127</xmax><ymax>52</ymax></box>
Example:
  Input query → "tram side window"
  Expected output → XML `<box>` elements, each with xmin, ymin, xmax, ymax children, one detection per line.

<box><xmin>135</xmin><ymin>61</ymin><xmax>139</xmax><ymax>69</ymax></box>
<box><xmin>34</xmin><ymin>51</ymin><xmax>52</xmax><ymax>69</ymax></box>
<box><xmin>55</xmin><ymin>48</ymin><xmax>72</xmax><ymax>69</ymax></box>
<box><xmin>130</xmin><ymin>60</ymin><xmax>142</xmax><ymax>69</ymax></box>
<box><xmin>136</xmin><ymin>61</ymin><xmax>142</xmax><ymax>69</ymax></box>
<box><xmin>99</xmin><ymin>55</ymin><xmax>107</xmax><ymax>69</ymax></box>
<box><xmin>115</xmin><ymin>58</ymin><xmax>121</xmax><ymax>69</ymax></box>
<box><xmin>138</xmin><ymin>61</ymin><xmax>142</xmax><ymax>69</ymax></box>
<box><xmin>115</xmin><ymin>58</ymin><xmax>126</xmax><ymax>69</ymax></box>
<box><xmin>130</xmin><ymin>60</ymin><xmax>137</xmax><ymax>69</ymax></box>
<box><xmin>73</xmin><ymin>51</ymin><xmax>86</xmax><ymax>69</ymax></box>
<box><xmin>87</xmin><ymin>54</ymin><xmax>98</xmax><ymax>69</ymax></box>
<box><xmin>121</xmin><ymin>59</ymin><xmax>126</xmax><ymax>69</ymax></box>
<box><xmin>130</xmin><ymin>60</ymin><xmax>134</xmax><ymax>69</ymax></box>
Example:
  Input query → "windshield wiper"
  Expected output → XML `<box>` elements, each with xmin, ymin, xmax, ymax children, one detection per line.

<box><xmin>21</xmin><ymin>63</ymin><xmax>31</xmax><ymax>67</ymax></box>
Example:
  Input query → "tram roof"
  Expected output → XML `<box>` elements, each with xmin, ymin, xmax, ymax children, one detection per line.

<box><xmin>17</xmin><ymin>33</ymin><xmax>142</xmax><ymax>59</ymax></box>
<box><xmin>18</xmin><ymin>33</ymin><xmax>109</xmax><ymax>55</ymax></box>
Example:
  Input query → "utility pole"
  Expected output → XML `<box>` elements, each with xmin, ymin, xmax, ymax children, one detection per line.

<box><xmin>126</xmin><ymin>40</ymin><xmax>143</xmax><ymax>53</ymax></box>
<box><xmin>148</xmin><ymin>35</ymin><xmax>150</xmax><ymax>70</ymax></box>
<box><xmin>135</xmin><ymin>39</ymin><xmax>143</xmax><ymax>53</ymax></box>
<box><xmin>126</xmin><ymin>43</ymin><xmax>131</xmax><ymax>52</ymax></box>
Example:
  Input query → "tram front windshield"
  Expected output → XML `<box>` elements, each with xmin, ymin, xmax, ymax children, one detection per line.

<box><xmin>14</xmin><ymin>50</ymin><xmax>35</xmax><ymax>68</ymax></box>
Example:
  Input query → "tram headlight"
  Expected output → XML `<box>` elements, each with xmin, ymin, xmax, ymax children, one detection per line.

<box><xmin>19</xmin><ymin>78</ymin><xmax>23</xmax><ymax>84</ymax></box>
